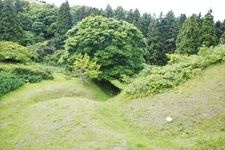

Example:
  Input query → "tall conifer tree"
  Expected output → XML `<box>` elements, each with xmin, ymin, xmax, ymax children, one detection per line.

<box><xmin>113</xmin><ymin>6</ymin><xmax>125</xmax><ymax>20</ymax></box>
<box><xmin>0</xmin><ymin>0</ymin><xmax>24</xmax><ymax>44</ymax></box>
<box><xmin>138</xmin><ymin>13</ymin><xmax>151</xmax><ymax>37</ymax></box>
<box><xmin>105</xmin><ymin>4</ymin><xmax>113</xmax><ymax>18</ymax></box>
<box><xmin>133</xmin><ymin>9</ymin><xmax>140</xmax><ymax>27</ymax></box>
<box><xmin>176</xmin><ymin>14</ymin><xmax>200</xmax><ymax>54</ymax></box>
<box><xmin>56</xmin><ymin>0</ymin><xmax>72</xmax><ymax>49</ymax></box>
<box><xmin>200</xmin><ymin>9</ymin><xmax>216</xmax><ymax>47</ymax></box>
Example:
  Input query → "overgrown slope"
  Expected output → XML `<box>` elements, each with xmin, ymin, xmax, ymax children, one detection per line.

<box><xmin>0</xmin><ymin>63</ymin><xmax>225</xmax><ymax>149</ymax></box>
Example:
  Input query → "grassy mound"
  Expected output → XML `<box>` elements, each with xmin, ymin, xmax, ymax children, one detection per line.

<box><xmin>0</xmin><ymin>63</ymin><xmax>224</xmax><ymax>149</ymax></box>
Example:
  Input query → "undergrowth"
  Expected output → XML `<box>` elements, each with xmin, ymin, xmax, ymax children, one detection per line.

<box><xmin>0</xmin><ymin>63</ymin><xmax>53</xmax><ymax>96</ymax></box>
<box><xmin>122</xmin><ymin>45</ymin><xmax>225</xmax><ymax>99</ymax></box>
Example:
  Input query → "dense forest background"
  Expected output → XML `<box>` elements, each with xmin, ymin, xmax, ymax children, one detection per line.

<box><xmin>1</xmin><ymin>0</ymin><xmax>225</xmax><ymax>66</ymax></box>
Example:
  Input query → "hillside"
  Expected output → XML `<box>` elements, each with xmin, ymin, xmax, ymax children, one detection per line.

<box><xmin>0</xmin><ymin>63</ymin><xmax>224</xmax><ymax>149</ymax></box>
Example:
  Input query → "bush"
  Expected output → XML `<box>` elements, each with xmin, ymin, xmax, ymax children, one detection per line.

<box><xmin>0</xmin><ymin>41</ymin><xmax>30</xmax><ymax>63</ymax></box>
<box><xmin>28</xmin><ymin>41</ymin><xmax>56</xmax><ymax>63</ymax></box>
<box><xmin>0</xmin><ymin>63</ymin><xmax>54</xmax><ymax>96</ymax></box>
<box><xmin>122</xmin><ymin>44</ymin><xmax>225</xmax><ymax>99</ymax></box>
<box><xmin>0</xmin><ymin>64</ymin><xmax>53</xmax><ymax>83</ymax></box>
<box><xmin>0</xmin><ymin>72</ymin><xmax>25</xmax><ymax>96</ymax></box>
<box><xmin>43</xmin><ymin>50</ymin><xmax>65</xmax><ymax>66</ymax></box>
<box><xmin>72</xmin><ymin>53</ymin><xmax>101</xmax><ymax>81</ymax></box>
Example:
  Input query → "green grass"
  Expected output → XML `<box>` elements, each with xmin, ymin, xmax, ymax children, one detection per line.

<box><xmin>0</xmin><ymin>63</ymin><xmax>225</xmax><ymax>149</ymax></box>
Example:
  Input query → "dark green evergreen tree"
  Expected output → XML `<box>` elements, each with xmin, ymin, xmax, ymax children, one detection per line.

<box><xmin>176</xmin><ymin>14</ymin><xmax>200</xmax><ymax>54</ymax></box>
<box><xmin>105</xmin><ymin>4</ymin><xmax>113</xmax><ymax>18</ymax></box>
<box><xmin>158</xmin><ymin>11</ymin><xmax>178</xmax><ymax>54</ymax></box>
<box><xmin>56</xmin><ymin>0</ymin><xmax>72</xmax><ymax>36</ymax></box>
<box><xmin>220</xmin><ymin>31</ymin><xmax>225</xmax><ymax>44</ymax></box>
<box><xmin>113</xmin><ymin>6</ymin><xmax>125</xmax><ymax>20</ymax></box>
<box><xmin>0</xmin><ymin>0</ymin><xmax>3</xmax><ymax>13</ymax></box>
<box><xmin>78</xmin><ymin>6</ymin><xmax>88</xmax><ymax>21</ymax></box>
<box><xmin>215</xmin><ymin>20</ymin><xmax>225</xmax><ymax>44</ymax></box>
<box><xmin>15</xmin><ymin>0</ymin><xmax>23</xmax><ymax>13</ymax></box>
<box><xmin>197</xmin><ymin>13</ymin><xmax>203</xmax><ymax>28</ymax></box>
<box><xmin>0</xmin><ymin>0</ymin><xmax>3</xmax><ymax>33</ymax></box>
<box><xmin>0</xmin><ymin>0</ymin><xmax>24</xmax><ymax>44</ymax></box>
<box><xmin>177</xmin><ymin>14</ymin><xmax>186</xmax><ymax>29</ymax></box>
<box><xmin>126</xmin><ymin>9</ymin><xmax>133</xmax><ymax>23</ymax></box>
<box><xmin>55</xmin><ymin>0</ymin><xmax>72</xmax><ymax>49</ymax></box>
<box><xmin>132</xmin><ymin>8</ymin><xmax>140</xmax><ymax>27</ymax></box>
<box><xmin>200</xmin><ymin>9</ymin><xmax>216</xmax><ymax>47</ymax></box>
<box><xmin>138</xmin><ymin>13</ymin><xmax>151</xmax><ymax>37</ymax></box>
<box><xmin>146</xmin><ymin>20</ymin><xmax>164</xmax><ymax>65</ymax></box>
<box><xmin>148</xmin><ymin>11</ymin><xmax>179</xmax><ymax>65</ymax></box>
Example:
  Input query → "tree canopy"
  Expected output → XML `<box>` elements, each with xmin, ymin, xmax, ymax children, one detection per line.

<box><xmin>65</xmin><ymin>16</ymin><xmax>146</xmax><ymax>81</ymax></box>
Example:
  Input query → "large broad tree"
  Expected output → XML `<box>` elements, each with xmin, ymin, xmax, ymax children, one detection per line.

<box><xmin>65</xmin><ymin>16</ymin><xmax>146</xmax><ymax>81</ymax></box>
<box><xmin>200</xmin><ymin>9</ymin><xmax>216</xmax><ymax>47</ymax></box>
<box><xmin>0</xmin><ymin>0</ymin><xmax>24</xmax><ymax>44</ymax></box>
<box><xmin>176</xmin><ymin>14</ymin><xmax>200</xmax><ymax>54</ymax></box>
<box><xmin>55</xmin><ymin>0</ymin><xmax>72</xmax><ymax>49</ymax></box>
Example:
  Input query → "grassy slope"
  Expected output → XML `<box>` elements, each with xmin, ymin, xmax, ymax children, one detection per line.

<box><xmin>0</xmin><ymin>63</ymin><xmax>225</xmax><ymax>150</ymax></box>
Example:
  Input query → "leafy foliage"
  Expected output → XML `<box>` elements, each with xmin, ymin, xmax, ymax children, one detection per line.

<box><xmin>122</xmin><ymin>44</ymin><xmax>225</xmax><ymax>99</ymax></box>
<box><xmin>65</xmin><ymin>16</ymin><xmax>146</xmax><ymax>81</ymax></box>
<box><xmin>0</xmin><ymin>63</ymin><xmax>54</xmax><ymax>96</ymax></box>
<box><xmin>0</xmin><ymin>63</ymin><xmax>54</xmax><ymax>83</ymax></box>
<box><xmin>73</xmin><ymin>53</ymin><xmax>101</xmax><ymax>81</ymax></box>
<box><xmin>0</xmin><ymin>72</ymin><xmax>24</xmax><ymax>96</ymax></box>
<box><xmin>0</xmin><ymin>41</ymin><xmax>30</xmax><ymax>63</ymax></box>
<box><xmin>28</xmin><ymin>41</ymin><xmax>55</xmax><ymax>62</ymax></box>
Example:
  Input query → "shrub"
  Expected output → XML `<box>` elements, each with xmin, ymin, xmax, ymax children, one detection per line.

<box><xmin>0</xmin><ymin>72</ymin><xmax>25</xmax><ymax>96</ymax></box>
<box><xmin>0</xmin><ymin>41</ymin><xmax>30</xmax><ymax>63</ymax></box>
<box><xmin>0</xmin><ymin>63</ymin><xmax>54</xmax><ymax>96</ymax></box>
<box><xmin>43</xmin><ymin>50</ymin><xmax>65</xmax><ymax>66</ymax></box>
<box><xmin>28</xmin><ymin>41</ymin><xmax>56</xmax><ymax>63</ymax></box>
<box><xmin>122</xmin><ymin>44</ymin><xmax>225</xmax><ymax>99</ymax></box>
<box><xmin>0</xmin><ymin>64</ymin><xmax>54</xmax><ymax>83</ymax></box>
<box><xmin>72</xmin><ymin>53</ymin><xmax>101</xmax><ymax>81</ymax></box>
